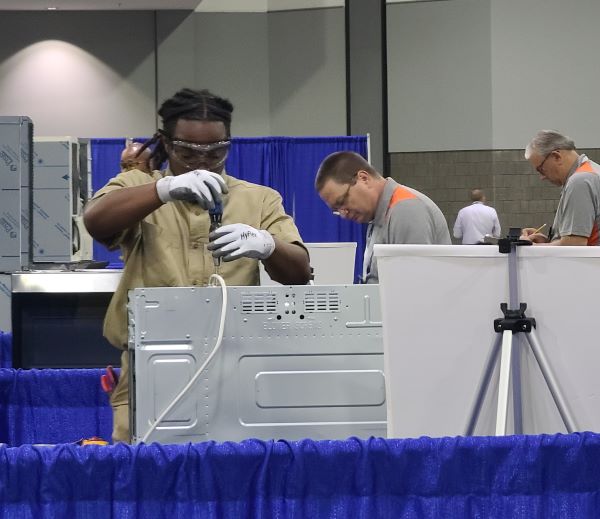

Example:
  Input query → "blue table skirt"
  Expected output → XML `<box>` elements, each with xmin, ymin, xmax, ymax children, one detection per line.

<box><xmin>1</xmin><ymin>361</ymin><xmax>600</xmax><ymax>517</ymax></box>
<box><xmin>1</xmin><ymin>433</ymin><xmax>600</xmax><ymax>518</ymax></box>
<box><xmin>0</xmin><ymin>368</ymin><xmax>112</xmax><ymax>446</ymax></box>
<box><xmin>0</xmin><ymin>331</ymin><xmax>11</xmax><ymax>368</ymax></box>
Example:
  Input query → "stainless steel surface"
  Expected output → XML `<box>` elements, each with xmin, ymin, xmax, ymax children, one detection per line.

<box><xmin>131</xmin><ymin>284</ymin><xmax>386</xmax><ymax>444</ymax></box>
<box><xmin>0</xmin><ymin>273</ymin><xmax>11</xmax><ymax>332</ymax></box>
<box><xmin>11</xmin><ymin>270</ymin><xmax>122</xmax><ymax>293</ymax></box>
<box><xmin>32</xmin><ymin>137</ymin><xmax>93</xmax><ymax>263</ymax></box>
<box><xmin>0</xmin><ymin>116</ymin><xmax>33</xmax><ymax>273</ymax></box>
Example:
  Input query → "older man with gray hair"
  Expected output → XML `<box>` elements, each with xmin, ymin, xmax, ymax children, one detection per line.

<box><xmin>521</xmin><ymin>130</ymin><xmax>600</xmax><ymax>246</ymax></box>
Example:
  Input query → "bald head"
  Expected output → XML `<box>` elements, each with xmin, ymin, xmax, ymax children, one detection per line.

<box><xmin>315</xmin><ymin>151</ymin><xmax>380</xmax><ymax>192</ymax></box>
<box><xmin>120</xmin><ymin>142</ymin><xmax>152</xmax><ymax>173</ymax></box>
<box><xmin>471</xmin><ymin>189</ymin><xmax>485</xmax><ymax>202</ymax></box>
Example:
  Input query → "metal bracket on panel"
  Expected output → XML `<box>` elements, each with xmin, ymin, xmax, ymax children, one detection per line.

<box><xmin>346</xmin><ymin>294</ymin><xmax>382</xmax><ymax>328</ymax></box>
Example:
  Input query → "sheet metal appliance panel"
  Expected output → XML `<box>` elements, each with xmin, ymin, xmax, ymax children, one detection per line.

<box><xmin>32</xmin><ymin>138</ymin><xmax>92</xmax><ymax>263</ymax></box>
<box><xmin>0</xmin><ymin>116</ymin><xmax>33</xmax><ymax>272</ymax></box>
<box><xmin>130</xmin><ymin>284</ymin><xmax>385</xmax><ymax>444</ymax></box>
<box><xmin>0</xmin><ymin>273</ymin><xmax>11</xmax><ymax>332</ymax></box>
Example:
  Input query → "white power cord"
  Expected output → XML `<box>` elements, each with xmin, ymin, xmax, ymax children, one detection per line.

<box><xmin>141</xmin><ymin>273</ymin><xmax>228</xmax><ymax>443</ymax></box>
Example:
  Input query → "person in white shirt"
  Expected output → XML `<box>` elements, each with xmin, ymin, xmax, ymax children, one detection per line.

<box><xmin>453</xmin><ymin>189</ymin><xmax>501</xmax><ymax>244</ymax></box>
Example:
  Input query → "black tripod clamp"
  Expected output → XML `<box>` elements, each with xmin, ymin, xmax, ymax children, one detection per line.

<box><xmin>497</xmin><ymin>227</ymin><xmax>534</xmax><ymax>254</ymax></box>
<box><xmin>494</xmin><ymin>303</ymin><xmax>536</xmax><ymax>333</ymax></box>
<box><xmin>494</xmin><ymin>227</ymin><xmax>537</xmax><ymax>333</ymax></box>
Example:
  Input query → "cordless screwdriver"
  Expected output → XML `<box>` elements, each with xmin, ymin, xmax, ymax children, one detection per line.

<box><xmin>209</xmin><ymin>202</ymin><xmax>223</xmax><ymax>268</ymax></box>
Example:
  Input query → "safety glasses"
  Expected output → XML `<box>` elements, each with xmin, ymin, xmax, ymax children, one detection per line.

<box><xmin>168</xmin><ymin>138</ymin><xmax>231</xmax><ymax>171</ymax></box>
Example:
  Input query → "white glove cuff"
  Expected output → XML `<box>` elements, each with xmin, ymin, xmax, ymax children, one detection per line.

<box><xmin>258</xmin><ymin>230</ymin><xmax>276</xmax><ymax>260</ymax></box>
<box><xmin>155</xmin><ymin>176</ymin><xmax>173</xmax><ymax>204</ymax></box>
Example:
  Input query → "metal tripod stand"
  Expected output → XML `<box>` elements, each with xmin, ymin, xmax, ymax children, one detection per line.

<box><xmin>465</xmin><ymin>228</ymin><xmax>577</xmax><ymax>436</ymax></box>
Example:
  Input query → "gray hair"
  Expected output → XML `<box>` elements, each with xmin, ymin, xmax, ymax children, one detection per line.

<box><xmin>524</xmin><ymin>130</ymin><xmax>576</xmax><ymax>160</ymax></box>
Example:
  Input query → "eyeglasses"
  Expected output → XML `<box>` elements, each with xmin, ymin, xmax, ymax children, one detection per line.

<box><xmin>331</xmin><ymin>175</ymin><xmax>358</xmax><ymax>215</ymax></box>
<box><xmin>535</xmin><ymin>151</ymin><xmax>555</xmax><ymax>174</ymax></box>
<box><xmin>168</xmin><ymin>138</ymin><xmax>231</xmax><ymax>171</ymax></box>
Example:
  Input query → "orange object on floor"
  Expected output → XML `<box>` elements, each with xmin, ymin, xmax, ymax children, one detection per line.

<box><xmin>78</xmin><ymin>436</ymin><xmax>109</xmax><ymax>446</ymax></box>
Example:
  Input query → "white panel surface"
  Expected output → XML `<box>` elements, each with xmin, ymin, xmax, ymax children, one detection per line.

<box><xmin>260</xmin><ymin>242</ymin><xmax>356</xmax><ymax>286</ymax></box>
<box><xmin>375</xmin><ymin>244</ymin><xmax>600</xmax><ymax>438</ymax></box>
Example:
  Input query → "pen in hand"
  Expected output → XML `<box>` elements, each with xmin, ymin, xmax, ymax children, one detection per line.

<box><xmin>532</xmin><ymin>223</ymin><xmax>547</xmax><ymax>235</ymax></box>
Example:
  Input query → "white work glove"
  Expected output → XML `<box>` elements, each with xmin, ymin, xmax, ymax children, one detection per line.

<box><xmin>208</xmin><ymin>223</ymin><xmax>275</xmax><ymax>261</ymax></box>
<box><xmin>155</xmin><ymin>169</ymin><xmax>228</xmax><ymax>210</ymax></box>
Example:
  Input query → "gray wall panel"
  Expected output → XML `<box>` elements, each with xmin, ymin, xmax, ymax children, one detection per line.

<box><xmin>0</xmin><ymin>11</ymin><xmax>156</xmax><ymax>138</ymax></box>
<box><xmin>490</xmin><ymin>0</ymin><xmax>600</xmax><ymax>149</ymax></box>
<box><xmin>156</xmin><ymin>11</ymin><xmax>197</xmax><ymax>125</ymax></box>
<box><xmin>346</xmin><ymin>0</ymin><xmax>386</xmax><ymax>173</ymax></box>
<box><xmin>157</xmin><ymin>12</ymin><xmax>271</xmax><ymax>136</ymax></box>
<box><xmin>2</xmin><ymin>3</ymin><xmax>600</xmax><ymax>150</ymax></box>
<box><xmin>387</xmin><ymin>0</ymin><xmax>600</xmax><ymax>152</ymax></box>
<box><xmin>387</xmin><ymin>0</ymin><xmax>492</xmax><ymax>152</ymax></box>
<box><xmin>267</xmin><ymin>8</ymin><xmax>346</xmax><ymax>136</ymax></box>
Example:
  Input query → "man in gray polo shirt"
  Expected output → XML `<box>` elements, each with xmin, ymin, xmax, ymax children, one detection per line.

<box><xmin>522</xmin><ymin>130</ymin><xmax>600</xmax><ymax>246</ymax></box>
<box><xmin>315</xmin><ymin>151</ymin><xmax>451</xmax><ymax>283</ymax></box>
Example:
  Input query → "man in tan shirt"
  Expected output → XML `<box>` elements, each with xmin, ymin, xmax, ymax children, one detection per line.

<box><xmin>84</xmin><ymin>88</ymin><xmax>311</xmax><ymax>443</ymax></box>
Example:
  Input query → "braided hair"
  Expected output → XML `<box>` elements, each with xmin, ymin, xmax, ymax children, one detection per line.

<box><xmin>139</xmin><ymin>88</ymin><xmax>234</xmax><ymax>171</ymax></box>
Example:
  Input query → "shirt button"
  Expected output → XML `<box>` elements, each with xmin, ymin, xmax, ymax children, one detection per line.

<box><xmin>191</xmin><ymin>243</ymin><xmax>199</xmax><ymax>249</ymax></box>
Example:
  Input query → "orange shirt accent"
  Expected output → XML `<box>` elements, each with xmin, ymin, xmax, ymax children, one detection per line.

<box><xmin>575</xmin><ymin>161</ymin><xmax>595</xmax><ymax>173</ymax></box>
<box><xmin>574</xmin><ymin>161</ymin><xmax>599</xmax><ymax>244</ymax></box>
<box><xmin>389</xmin><ymin>186</ymin><xmax>417</xmax><ymax>209</ymax></box>
<box><xmin>588</xmin><ymin>222</ymin><xmax>599</xmax><ymax>246</ymax></box>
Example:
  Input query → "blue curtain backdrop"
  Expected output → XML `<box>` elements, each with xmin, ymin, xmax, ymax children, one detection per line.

<box><xmin>90</xmin><ymin>136</ymin><xmax>368</xmax><ymax>280</ymax></box>
<box><xmin>90</xmin><ymin>138</ymin><xmax>127</xmax><ymax>266</ymax></box>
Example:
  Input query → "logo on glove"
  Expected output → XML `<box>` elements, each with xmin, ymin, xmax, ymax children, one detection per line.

<box><xmin>239</xmin><ymin>230</ymin><xmax>258</xmax><ymax>240</ymax></box>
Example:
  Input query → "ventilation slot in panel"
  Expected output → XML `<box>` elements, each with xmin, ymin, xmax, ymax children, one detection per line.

<box><xmin>304</xmin><ymin>292</ymin><xmax>341</xmax><ymax>313</ymax></box>
<box><xmin>241</xmin><ymin>293</ymin><xmax>277</xmax><ymax>313</ymax></box>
